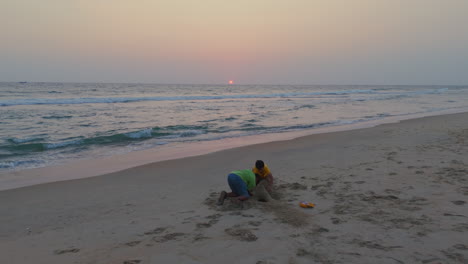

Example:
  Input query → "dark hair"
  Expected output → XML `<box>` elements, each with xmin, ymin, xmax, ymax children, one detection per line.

<box><xmin>255</xmin><ymin>160</ymin><xmax>265</xmax><ymax>169</ymax></box>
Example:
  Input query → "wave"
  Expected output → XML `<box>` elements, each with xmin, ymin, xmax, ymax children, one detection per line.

<box><xmin>0</xmin><ymin>89</ymin><xmax>377</xmax><ymax>106</ymax></box>
<box><xmin>125</xmin><ymin>128</ymin><xmax>153</xmax><ymax>139</ymax></box>
<box><xmin>0</xmin><ymin>159</ymin><xmax>44</xmax><ymax>169</ymax></box>
<box><xmin>0</xmin><ymin>125</ymin><xmax>209</xmax><ymax>156</ymax></box>
<box><xmin>267</xmin><ymin>113</ymin><xmax>392</xmax><ymax>133</ymax></box>
<box><xmin>179</xmin><ymin>130</ymin><xmax>205</xmax><ymax>137</ymax></box>
<box><xmin>45</xmin><ymin>139</ymin><xmax>84</xmax><ymax>150</ymax></box>
<box><xmin>7</xmin><ymin>136</ymin><xmax>44</xmax><ymax>144</ymax></box>
<box><xmin>412</xmin><ymin>88</ymin><xmax>448</xmax><ymax>94</ymax></box>
<box><xmin>293</xmin><ymin>104</ymin><xmax>315</xmax><ymax>110</ymax></box>
<box><xmin>42</xmin><ymin>115</ymin><xmax>73</xmax><ymax>120</ymax></box>
<box><xmin>346</xmin><ymin>88</ymin><xmax>451</xmax><ymax>103</ymax></box>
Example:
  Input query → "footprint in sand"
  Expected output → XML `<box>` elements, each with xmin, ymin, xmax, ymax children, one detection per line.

<box><xmin>457</xmin><ymin>187</ymin><xmax>468</xmax><ymax>196</ymax></box>
<box><xmin>206</xmin><ymin>219</ymin><xmax>220</xmax><ymax>225</ymax></box>
<box><xmin>124</xmin><ymin>241</ymin><xmax>141</xmax><ymax>247</ymax></box>
<box><xmin>248</xmin><ymin>221</ymin><xmax>262</xmax><ymax>227</ymax></box>
<box><xmin>351</xmin><ymin>239</ymin><xmax>402</xmax><ymax>251</ymax></box>
<box><xmin>193</xmin><ymin>233</ymin><xmax>210</xmax><ymax>242</ymax></box>
<box><xmin>214</xmin><ymin>197</ymin><xmax>249</xmax><ymax>210</ymax></box>
<box><xmin>152</xmin><ymin>233</ymin><xmax>186</xmax><ymax>243</ymax></box>
<box><xmin>442</xmin><ymin>249</ymin><xmax>468</xmax><ymax>263</ymax></box>
<box><xmin>278</xmin><ymin>182</ymin><xmax>308</xmax><ymax>190</ymax></box>
<box><xmin>296</xmin><ymin>248</ymin><xmax>312</xmax><ymax>256</ymax></box>
<box><xmin>196</xmin><ymin>222</ymin><xmax>212</xmax><ymax>228</ymax></box>
<box><xmin>143</xmin><ymin>227</ymin><xmax>167</xmax><ymax>236</ymax></box>
<box><xmin>225</xmin><ymin>228</ymin><xmax>257</xmax><ymax>241</ymax></box>
<box><xmin>360</xmin><ymin>192</ymin><xmax>400</xmax><ymax>203</ymax></box>
<box><xmin>123</xmin><ymin>260</ymin><xmax>141</xmax><ymax>264</ymax></box>
<box><xmin>453</xmin><ymin>244</ymin><xmax>468</xmax><ymax>250</ymax></box>
<box><xmin>420</xmin><ymin>257</ymin><xmax>442</xmax><ymax>264</ymax></box>
<box><xmin>241</xmin><ymin>213</ymin><xmax>255</xmax><ymax>218</ymax></box>
<box><xmin>390</xmin><ymin>216</ymin><xmax>430</xmax><ymax>227</ymax></box>
<box><xmin>312</xmin><ymin>227</ymin><xmax>330</xmax><ymax>234</ymax></box>
<box><xmin>444</xmin><ymin>213</ymin><xmax>467</xmax><ymax>217</ymax></box>
<box><xmin>452</xmin><ymin>223</ymin><xmax>468</xmax><ymax>232</ymax></box>
<box><xmin>206</xmin><ymin>213</ymin><xmax>222</xmax><ymax>220</ymax></box>
<box><xmin>384</xmin><ymin>189</ymin><xmax>401</xmax><ymax>195</ymax></box>
<box><xmin>331</xmin><ymin>217</ymin><xmax>342</xmax><ymax>224</ymax></box>
<box><xmin>407</xmin><ymin>196</ymin><xmax>428</xmax><ymax>205</ymax></box>
<box><xmin>386</xmin><ymin>151</ymin><xmax>397</xmax><ymax>160</ymax></box>
<box><xmin>53</xmin><ymin>248</ymin><xmax>80</xmax><ymax>255</ymax></box>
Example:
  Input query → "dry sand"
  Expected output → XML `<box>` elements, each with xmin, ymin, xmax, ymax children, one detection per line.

<box><xmin>1</xmin><ymin>112</ymin><xmax>467</xmax><ymax>264</ymax></box>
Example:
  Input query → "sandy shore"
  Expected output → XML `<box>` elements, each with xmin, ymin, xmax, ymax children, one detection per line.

<box><xmin>1</xmin><ymin>112</ymin><xmax>467</xmax><ymax>264</ymax></box>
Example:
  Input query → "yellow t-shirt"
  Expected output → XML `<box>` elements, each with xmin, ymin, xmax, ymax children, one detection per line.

<box><xmin>252</xmin><ymin>164</ymin><xmax>271</xmax><ymax>178</ymax></box>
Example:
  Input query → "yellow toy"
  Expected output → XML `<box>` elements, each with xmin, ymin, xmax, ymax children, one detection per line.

<box><xmin>299</xmin><ymin>201</ymin><xmax>315</xmax><ymax>208</ymax></box>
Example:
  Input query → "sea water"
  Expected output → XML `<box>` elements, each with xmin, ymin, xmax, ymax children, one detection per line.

<box><xmin>1</xmin><ymin>82</ymin><xmax>467</xmax><ymax>172</ymax></box>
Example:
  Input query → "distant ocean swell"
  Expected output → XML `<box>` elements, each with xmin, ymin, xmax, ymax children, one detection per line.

<box><xmin>0</xmin><ymin>88</ymin><xmax>448</xmax><ymax>107</ymax></box>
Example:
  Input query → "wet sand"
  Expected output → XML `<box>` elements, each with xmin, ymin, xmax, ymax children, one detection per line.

<box><xmin>0</xmin><ymin>112</ymin><xmax>467</xmax><ymax>263</ymax></box>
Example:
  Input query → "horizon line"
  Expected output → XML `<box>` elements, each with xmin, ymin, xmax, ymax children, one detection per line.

<box><xmin>1</xmin><ymin>81</ymin><xmax>467</xmax><ymax>86</ymax></box>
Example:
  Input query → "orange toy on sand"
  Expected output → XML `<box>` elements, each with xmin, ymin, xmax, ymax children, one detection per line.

<box><xmin>299</xmin><ymin>201</ymin><xmax>315</xmax><ymax>208</ymax></box>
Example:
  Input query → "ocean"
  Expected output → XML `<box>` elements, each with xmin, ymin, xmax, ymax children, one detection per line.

<box><xmin>1</xmin><ymin>82</ymin><xmax>468</xmax><ymax>173</ymax></box>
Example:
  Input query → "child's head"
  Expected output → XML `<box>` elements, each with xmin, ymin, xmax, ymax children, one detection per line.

<box><xmin>255</xmin><ymin>160</ymin><xmax>265</xmax><ymax>170</ymax></box>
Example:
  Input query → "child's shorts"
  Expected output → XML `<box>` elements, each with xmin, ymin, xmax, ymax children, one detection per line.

<box><xmin>227</xmin><ymin>173</ymin><xmax>249</xmax><ymax>197</ymax></box>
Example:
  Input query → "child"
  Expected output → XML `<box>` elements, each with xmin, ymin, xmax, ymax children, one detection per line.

<box><xmin>217</xmin><ymin>169</ymin><xmax>258</xmax><ymax>205</ymax></box>
<box><xmin>252</xmin><ymin>160</ymin><xmax>273</xmax><ymax>193</ymax></box>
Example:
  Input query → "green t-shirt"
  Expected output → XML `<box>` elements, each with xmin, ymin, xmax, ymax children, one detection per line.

<box><xmin>232</xmin><ymin>169</ymin><xmax>256</xmax><ymax>191</ymax></box>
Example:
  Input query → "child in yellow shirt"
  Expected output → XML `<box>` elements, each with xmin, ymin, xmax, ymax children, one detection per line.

<box><xmin>252</xmin><ymin>160</ymin><xmax>273</xmax><ymax>193</ymax></box>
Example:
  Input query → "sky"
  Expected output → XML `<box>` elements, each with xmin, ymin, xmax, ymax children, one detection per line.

<box><xmin>1</xmin><ymin>0</ymin><xmax>468</xmax><ymax>85</ymax></box>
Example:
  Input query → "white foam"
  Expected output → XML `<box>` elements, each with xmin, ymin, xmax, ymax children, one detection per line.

<box><xmin>179</xmin><ymin>130</ymin><xmax>204</xmax><ymax>137</ymax></box>
<box><xmin>9</xmin><ymin>137</ymin><xmax>42</xmax><ymax>144</ymax></box>
<box><xmin>44</xmin><ymin>139</ymin><xmax>83</xmax><ymax>149</ymax></box>
<box><xmin>125</xmin><ymin>128</ymin><xmax>153</xmax><ymax>139</ymax></box>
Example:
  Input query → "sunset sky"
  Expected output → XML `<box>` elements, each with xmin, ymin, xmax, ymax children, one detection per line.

<box><xmin>1</xmin><ymin>0</ymin><xmax>468</xmax><ymax>84</ymax></box>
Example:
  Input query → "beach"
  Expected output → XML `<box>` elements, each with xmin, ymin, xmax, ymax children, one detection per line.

<box><xmin>1</xmin><ymin>112</ymin><xmax>467</xmax><ymax>264</ymax></box>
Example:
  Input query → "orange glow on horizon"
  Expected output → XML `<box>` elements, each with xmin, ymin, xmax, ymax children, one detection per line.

<box><xmin>228</xmin><ymin>80</ymin><xmax>233</xmax><ymax>84</ymax></box>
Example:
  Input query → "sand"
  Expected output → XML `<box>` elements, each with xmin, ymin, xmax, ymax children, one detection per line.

<box><xmin>0</xmin><ymin>112</ymin><xmax>467</xmax><ymax>264</ymax></box>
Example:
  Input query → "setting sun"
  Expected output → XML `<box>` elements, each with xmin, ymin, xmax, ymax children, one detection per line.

<box><xmin>228</xmin><ymin>80</ymin><xmax>233</xmax><ymax>85</ymax></box>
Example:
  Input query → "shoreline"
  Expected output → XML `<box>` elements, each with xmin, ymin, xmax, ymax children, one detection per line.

<box><xmin>1</xmin><ymin>110</ymin><xmax>467</xmax><ymax>263</ymax></box>
<box><xmin>1</xmin><ymin>107</ymin><xmax>468</xmax><ymax>191</ymax></box>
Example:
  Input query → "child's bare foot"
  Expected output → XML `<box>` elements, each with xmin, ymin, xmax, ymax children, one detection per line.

<box><xmin>217</xmin><ymin>191</ymin><xmax>227</xmax><ymax>205</ymax></box>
